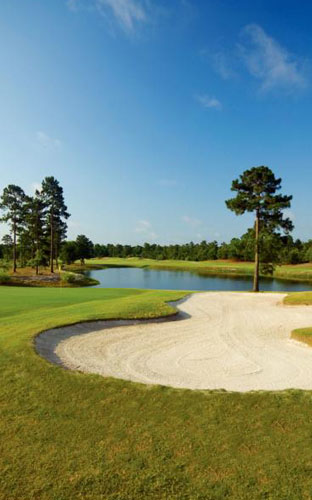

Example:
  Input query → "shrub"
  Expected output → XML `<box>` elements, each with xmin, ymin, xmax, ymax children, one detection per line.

<box><xmin>0</xmin><ymin>271</ymin><xmax>11</xmax><ymax>284</ymax></box>
<box><xmin>61</xmin><ymin>272</ymin><xmax>81</xmax><ymax>284</ymax></box>
<box><xmin>0</xmin><ymin>260</ymin><xmax>10</xmax><ymax>271</ymax></box>
<box><xmin>260</xmin><ymin>263</ymin><xmax>275</xmax><ymax>276</ymax></box>
<box><xmin>60</xmin><ymin>271</ymin><xmax>89</xmax><ymax>285</ymax></box>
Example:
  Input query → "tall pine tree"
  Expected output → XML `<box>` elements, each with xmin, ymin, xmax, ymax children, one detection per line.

<box><xmin>24</xmin><ymin>190</ymin><xmax>47</xmax><ymax>275</ymax></box>
<box><xmin>41</xmin><ymin>177</ymin><xmax>70</xmax><ymax>273</ymax></box>
<box><xmin>0</xmin><ymin>185</ymin><xmax>26</xmax><ymax>272</ymax></box>
<box><xmin>226</xmin><ymin>166</ymin><xmax>293</xmax><ymax>292</ymax></box>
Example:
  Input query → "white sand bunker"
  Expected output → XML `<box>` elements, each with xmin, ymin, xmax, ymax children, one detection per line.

<box><xmin>36</xmin><ymin>292</ymin><xmax>312</xmax><ymax>392</ymax></box>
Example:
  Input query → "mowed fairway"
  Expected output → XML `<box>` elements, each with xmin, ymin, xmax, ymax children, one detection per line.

<box><xmin>2</xmin><ymin>287</ymin><xmax>312</xmax><ymax>499</ymax></box>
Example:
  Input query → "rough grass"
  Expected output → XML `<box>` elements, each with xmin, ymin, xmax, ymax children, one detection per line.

<box><xmin>284</xmin><ymin>291</ymin><xmax>312</xmax><ymax>306</ymax></box>
<box><xmin>2</xmin><ymin>287</ymin><xmax>312</xmax><ymax>499</ymax></box>
<box><xmin>291</xmin><ymin>328</ymin><xmax>312</xmax><ymax>347</ymax></box>
<box><xmin>285</xmin><ymin>292</ymin><xmax>312</xmax><ymax>346</ymax></box>
<box><xmin>85</xmin><ymin>257</ymin><xmax>312</xmax><ymax>282</ymax></box>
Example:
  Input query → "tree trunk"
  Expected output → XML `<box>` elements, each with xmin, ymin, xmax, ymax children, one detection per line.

<box><xmin>253</xmin><ymin>210</ymin><xmax>260</xmax><ymax>292</ymax></box>
<box><xmin>13</xmin><ymin>221</ymin><xmax>17</xmax><ymax>273</ymax></box>
<box><xmin>19</xmin><ymin>245</ymin><xmax>23</xmax><ymax>268</ymax></box>
<box><xmin>55</xmin><ymin>237</ymin><xmax>58</xmax><ymax>270</ymax></box>
<box><xmin>35</xmin><ymin>241</ymin><xmax>39</xmax><ymax>276</ymax></box>
<box><xmin>36</xmin><ymin>211</ymin><xmax>39</xmax><ymax>275</ymax></box>
<box><xmin>50</xmin><ymin>209</ymin><xmax>54</xmax><ymax>274</ymax></box>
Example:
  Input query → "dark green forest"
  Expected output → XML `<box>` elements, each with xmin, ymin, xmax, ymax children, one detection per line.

<box><xmin>91</xmin><ymin>231</ymin><xmax>312</xmax><ymax>265</ymax></box>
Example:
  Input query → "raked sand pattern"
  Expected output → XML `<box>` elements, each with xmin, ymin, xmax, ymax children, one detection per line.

<box><xmin>36</xmin><ymin>292</ymin><xmax>312</xmax><ymax>392</ymax></box>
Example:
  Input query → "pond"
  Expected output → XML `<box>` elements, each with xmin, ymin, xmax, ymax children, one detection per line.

<box><xmin>84</xmin><ymin>267</ymin><xmax>312</xmax><ymax>292</ymax></box>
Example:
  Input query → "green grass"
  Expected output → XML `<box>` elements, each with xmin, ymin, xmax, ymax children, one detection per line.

<box><xmin>3</xmin><ymin>287</ymin><xmax>312</xmax><ymax>498</ymax></box>
<box><xmin>291</xmin><ymin>328</ymin><xmax>312</xmax><ymax>347</ymax></box>
<box><xmin>87</xmin><ymin>257</ymin><xmax>255</xmax><ymax>273</ymax></box>
<box><xmin>284</xmin><ymin>292</ymin><xmax>312</xmax><ymax>346</ymax></box>
<box><xmin>84</xmin><ymin>257</ymin><xmax>312</xmax><ymax>282</ymax></box>
<box><xmin>284</xmin><ymin>291</ymin><xmax>312</xmax><ymax>306</ymax></box>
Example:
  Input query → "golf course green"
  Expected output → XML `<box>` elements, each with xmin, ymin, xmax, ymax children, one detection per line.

<box><xmin>2</xmin><ymin>286</ymin><xmax>312</xmax><ymax>499</ymax></box>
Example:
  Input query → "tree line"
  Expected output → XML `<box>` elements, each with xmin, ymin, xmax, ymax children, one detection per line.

<box><xmin>0</xmin><ymin>167</ymin><xmax>311</xmax><ymax>292</ymax></box>
<box><xmin>0</xmin><ymin>177</ymin><xmax>69</xmax><ymax>274</ymax></box>
<box><xmin>89</xmin><ymin>232</ymin><xmax>312</xmax><ymax>265</ymax></box>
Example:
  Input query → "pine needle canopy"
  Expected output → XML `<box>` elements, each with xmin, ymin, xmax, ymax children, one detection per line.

<box><xmin>226</xmin><ymin>166</ymin><xmax>293</xmax><ymax>232</ymax></box>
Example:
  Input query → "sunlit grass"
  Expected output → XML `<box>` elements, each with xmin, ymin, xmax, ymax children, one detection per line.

<box><xmin>2</xmin><ymin>287</ymin><xmax>312</xmax><ymax>498</ymax></box>
<box><xmin>284</xmin><ymin>291</ymin><xmax>312</xmax><ymax>305</ymax></box>
<box><xmin>285</xmin><ymin>292</ymin><xmax>312</xmax><ymax>346</ymax></box>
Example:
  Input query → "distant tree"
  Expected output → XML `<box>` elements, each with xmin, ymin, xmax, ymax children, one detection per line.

<box><xmin>41</xmin><ymin>177</ymin><xmax>69</xmax><ymax>273</ymax></box>
<box><xmin>94</xmin><ymin>243</ymin><xmax>108</xmax><ymax>258</ymax></box>
<box><xmin>217</xmin><ymin>242</ymin><xmax>229</xmax><ymax>260</ymax></box>
<box><xmin>226</xmin><ymin>166</ymin><xmax>293</xmax><ymax>292</ymax></box>
<box><xmin>287</xmin><ymin>248</ymin><xmax>301</xmax><ymax>265</ymax></box>
<box><xmin>60</xmin><ymin>241</ymin><xmax>78</xmax><ymax>265</ymax></box>
<box><xmin>305</xmin><ymin>245</ymin><xmax>312</xmax><ymax>263</ymax></box>
<box><xmin>75</xmin><ymin>235</ymin><xmax>94</xmax><ymax>265</ymax></box>
<box><xmin>206</xmin><ymin>241</ymin><xmax>218</xmax><ymax>260</ymax></box>
<box><xmin>0</xmin><ymin>185</ymin><xmax>26</xmax><ymax>272</ymax></box>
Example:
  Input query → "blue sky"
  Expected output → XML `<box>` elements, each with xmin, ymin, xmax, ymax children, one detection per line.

<box><xmin>0</xmin><ymin>0</ymin><xmax>312</xmax><ymax>244</ymax></box>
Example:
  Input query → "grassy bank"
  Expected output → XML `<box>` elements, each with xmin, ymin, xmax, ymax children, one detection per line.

<box><xmin>0</xmin><ymin>266</ymin><xmax>98</xmax><ymax>287</ymax></box>
<box><xmin>285</xmin><ymin>292</ymin><xmax>312</xmax><ymax>347</ymax></box>
<box><xmin>83</xmin><ymin>257</ymin><xmax>312</xmax><ymax>282</ymax></box>
<box><xmin>2</xmin><ymin>287</ymin><xmax>312</xmax><ymax>498</ymax></box>
<box><xmin>284</xmin><ymin>291</ymin><xmax>312</xmax><ymax>306</ymax></box>
<box><xmin>291</xmin><ymin>328</ymin><xmax>312</xmax><ymax>347</ymax></box>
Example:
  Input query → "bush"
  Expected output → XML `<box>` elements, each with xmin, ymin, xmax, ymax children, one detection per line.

<box><xmin>0</xmin><ymin>260</ymin><xmax>10</xmax><ymax>271</ymax></box>
<box><xmin>260</xmin><ymin>263</ymin><xmax>275</xmax><ymax>276</ymax></box>
<box><xmin>60</xmin><ymin>271</ymin><xmax>85</xmax><ymax>284</ymax></box>
<box><xmin>0</xmin><ymin>271</ymin><xmax>11</xmax><ymax>284</ymax></box>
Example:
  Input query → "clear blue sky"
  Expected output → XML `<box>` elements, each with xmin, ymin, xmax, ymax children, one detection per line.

<box><xmin>0</xmin><ymin>0</ymin><xmax>311</xmax><ymax>244</ymax></box>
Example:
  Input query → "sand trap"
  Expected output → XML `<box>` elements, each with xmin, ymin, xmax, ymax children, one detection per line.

<box><xmin>36</xmin><ymin>292</ymin><xmax>312</xmax><ymax>392</ymax></box>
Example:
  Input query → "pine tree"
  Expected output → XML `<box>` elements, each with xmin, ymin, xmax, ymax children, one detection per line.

<box><xmin>24</xmin><ymin>191</ymin><xmax>47</xmax><ymax>275</ymax></box>
<box><xmin>41</xmin><ymin>177</ymin><xmax>70</xmax><ymax>273</ymax></box>
<box><xmin>1</xmin><ymin>234</ymin><xmax>13</xmax><ymax>262</ymax></box>
<box><xmin>0</xmin><ymin>185</ymin><xmax>26</xmax><ymax>272</ymax></box>
<box><xmin>226</xmin><ymin>166</ymin><xmax>293</xmax><ymax>292</ymax></box>
<box><xmin>75</xmin><ymin>235</ymin><xmax>94</xmax><ymax>265</ymax></box>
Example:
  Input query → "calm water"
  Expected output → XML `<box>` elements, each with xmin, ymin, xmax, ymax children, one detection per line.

<box><xmin>84</xmin><ymin>267</ymin><xmax>312</xmax><ymax>292</ymax></box>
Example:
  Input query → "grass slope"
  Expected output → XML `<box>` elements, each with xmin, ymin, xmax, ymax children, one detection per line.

<box><xmin>4</xmin><ymin>267</ymin><xmax>98</xmax><ymax>287</ymax></box>
<box><xmin>85</xmin><ymin>257</ymin><xmax>312</xmax><ymax>282</ymax></box>
<box><xmin>285</xmin><ymin>292</ymin><xmax>312</xmax><ymax>347</ymax></box>
<box><xmin>2</xmin><ymin>288</ymin><xmax>312</xmax><ymax>499</ymax></box>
